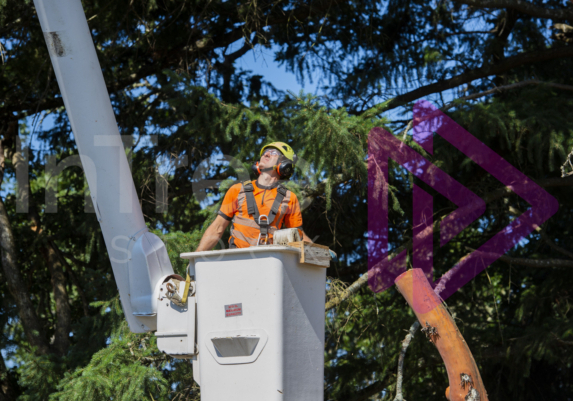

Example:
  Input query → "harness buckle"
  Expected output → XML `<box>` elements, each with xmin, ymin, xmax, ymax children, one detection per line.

<box><xmin>258</xmin><ymin>215</ymin><xmax>269</xmax><ymax>225</ymax></box>
<box><xmin>257</xmin><ymin>215</ymin><xmax>269</xmax><ymax>245</ymax></box>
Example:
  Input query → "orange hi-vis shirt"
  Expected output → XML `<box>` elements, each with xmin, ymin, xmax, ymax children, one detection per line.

<box><xmin>218</xmin><ymin>179</ymin><xmax>303</xmax><ymax>248</ymax></box>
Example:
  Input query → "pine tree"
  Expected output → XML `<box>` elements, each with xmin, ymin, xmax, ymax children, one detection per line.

<box><xmin>1</xmin><ymin>0</ymin><xmax>573</xmax><ymax>400</ymax></box>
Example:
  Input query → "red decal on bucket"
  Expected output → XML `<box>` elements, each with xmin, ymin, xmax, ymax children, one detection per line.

<box><xmin>225</xmin><ymin>303</ymin><xmax>243</xmax><ymax>318</ymax></box>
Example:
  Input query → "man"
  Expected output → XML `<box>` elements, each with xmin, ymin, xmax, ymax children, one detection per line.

<box><xmin>195</xmin><ymin>142</ymin><xmax>313</xmax><ymax>251</ymax></box>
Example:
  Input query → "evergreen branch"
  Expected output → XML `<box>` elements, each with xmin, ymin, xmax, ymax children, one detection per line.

<box><xmin>1</xmin><ymin>1</ymin><xmax>334</xmax><ymax>121</ymax></box>
<box><xmin>393</xmin><ymin>321</ymin><xmax>421</xmax><ymax>401</ymax></box>
<box><xmin>383</xmin><ymin>46</ymin><xmax>573</xmax><ymax>112</ymax></box>
<box><xmin>451</xmin><ymin>0</ymin><xmax>573</xmax><ymax>21</ymax></box>
<box><xmin>1</xmin><ymin>63</ymin><xmax>160</xmax><ymax>121</ymax></box>
<box><xmin>442</xmin><ymin>80</ymin><xmax>573</xmax><ymax>111</ymax></box>
<box><xmin>464</xmin><ymin>246</ymin><xmax>573</xmax><ymax>268</ymax></box>
<box><xmin>395</xmin><ymin>81</ymin><xmax>573</xmax><ymax>153</ymax></box>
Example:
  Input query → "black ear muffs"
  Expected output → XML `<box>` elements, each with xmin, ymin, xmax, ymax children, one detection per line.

<box><xmin>276</xmin><ymin>159</ymin><xmax>294</xmax><ymax>179</ymax></box>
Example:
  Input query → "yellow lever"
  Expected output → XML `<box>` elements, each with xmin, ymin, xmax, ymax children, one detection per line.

<box><xmin>181</xmin><ymin>272</ymin><xmax>191</xmax><ymax>304</ymax></box>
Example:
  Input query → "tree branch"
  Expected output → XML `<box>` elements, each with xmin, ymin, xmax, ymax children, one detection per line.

<box><xmin>393</xmin><ymin>321</ymin><xmax>421</xmax><ymax>401</ymax></box>
<box><xmin>442</xmin><ymin>79</ymin><xmax>573</xmax><ymax>111</ymax></box>
<box><xmin>1</xmin><ymin>1</ymin><xmax>332</xmax><ymax>120</ymax></box>
<box><xmin>507</xmin><ymin>205</ymin><xmax>573</xmax><ymax>260</ymax></box>
<box><xmin>476</xmin><ymin>175</ymin><xmax>573</xmax><ymax>207</ymax></box>
<box><xmin>384</xmin><ymin>45</ymin><xmax>573</xmax><ymax>111</ymax></box>
<box><xmin>465</xmin><ymin>246</ymin><xmax>573</xmax><ymax>268</ymax></box>
<box><xmin>325</xmin><ymin>237</ymin><xmax>417</xmax><ymax>311</ymax></box>
<box><xmin>452</xmin><ymin>0</ymin><xmax>573</xmax><ymax>21</ymax></box>
<box><xmin>325</xmin><ymin>272</ymin><xmax>368</xmax><ymax>311</ymax></box>
<box><xmin>396</xmin><ymin>269</ymin><xmax>489</xmax><ymax>400</ymax></box>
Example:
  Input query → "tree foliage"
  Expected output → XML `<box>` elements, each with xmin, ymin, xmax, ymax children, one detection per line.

<box><xmin>1</xmin><ymin>0</ymin><xmax>573</xmax><ymax>400</ymax></box>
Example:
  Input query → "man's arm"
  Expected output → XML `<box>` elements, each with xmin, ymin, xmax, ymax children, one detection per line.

<box><xmin>195</xmin><ymin>215</ymin><xmax>231</xmax><ymax>252</ymax></box>
<box><xmin>283</xmin><ymin>193</ymin><xmax>312</xmax><ymax>243</ymax></box>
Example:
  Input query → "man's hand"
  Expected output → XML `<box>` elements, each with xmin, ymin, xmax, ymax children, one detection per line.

<box><xmin>195</xmin><ymin>215</ymin><xmax>230</xmax><ymax>252</ymax></box>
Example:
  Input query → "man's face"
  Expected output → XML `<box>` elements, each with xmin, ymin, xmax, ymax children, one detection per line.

<box><xmin>259</xmin><ymin>147</ymin><xmax>281</xmax><ymax>169</ymax></box>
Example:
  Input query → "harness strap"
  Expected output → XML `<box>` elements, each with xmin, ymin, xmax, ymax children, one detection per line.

<box><xmin>233</xmin><ymin>219</ymin><xmax>279</xmax><ymax>235</ymax></box>
<box><xmin>233</xmin><ymin>215</ymin><xmax>260</xmax><ymax>229</ymax></box>
<box><xmin>242</xmin><ymin>181</ymin><xmax>258</xmax><ymax>218</ymax></box>
<box><xmin>270</xmin><ymin>186</ymin><xmax>288</xmax><ymax>220</ymax></box>
<box><xmin>240</xmin><ymin>181</ymin><xmax>288</xmax><ymax>243</ymax></box>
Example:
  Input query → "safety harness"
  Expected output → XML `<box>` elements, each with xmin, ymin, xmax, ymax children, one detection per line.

<box><xmin>241</xmin><ymin>180</ymin><xmax>288</xmax><ymax>245</ymax></box>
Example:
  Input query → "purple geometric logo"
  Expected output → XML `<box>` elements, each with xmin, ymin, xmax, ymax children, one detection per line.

<box><xmin>368</xmin><ymin>100</ymin><xmax>559</xmax><ymax>312</ymax></box>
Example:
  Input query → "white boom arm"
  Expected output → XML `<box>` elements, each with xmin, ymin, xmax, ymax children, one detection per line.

<box><xmin>33</xmin><ymin>0</ymin><xmax>173</xmax><ymax>332</ymax></box>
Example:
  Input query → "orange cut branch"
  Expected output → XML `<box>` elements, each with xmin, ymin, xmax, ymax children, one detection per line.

<box><xmin>395</xmin><ymin>269</ymin><xmax>488</xmax><ymax>401</ymax></box>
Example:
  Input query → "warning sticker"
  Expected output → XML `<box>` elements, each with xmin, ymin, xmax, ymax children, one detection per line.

<box><xmin>224</xmin><ymin>303</ymin><xmax>243</xmax><ymax>318</ymax></box>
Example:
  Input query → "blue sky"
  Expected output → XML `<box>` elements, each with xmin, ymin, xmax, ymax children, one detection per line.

<box><xmin>237</xmin><ymin>45</ymin><xmax>320</xmax><ymax>95</ymax></box>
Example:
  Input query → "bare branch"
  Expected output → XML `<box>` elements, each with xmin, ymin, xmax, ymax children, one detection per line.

<box><xmin>393</xmin><ymin>321</ymin><xmax>421</xmax><ymax>401</ymax></box>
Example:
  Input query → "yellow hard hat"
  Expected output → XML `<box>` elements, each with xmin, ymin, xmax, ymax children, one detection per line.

<box><xmin>260</xmin><ymin>142</ymin><xmax>296</xmax><ymax>161</ymax></box>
